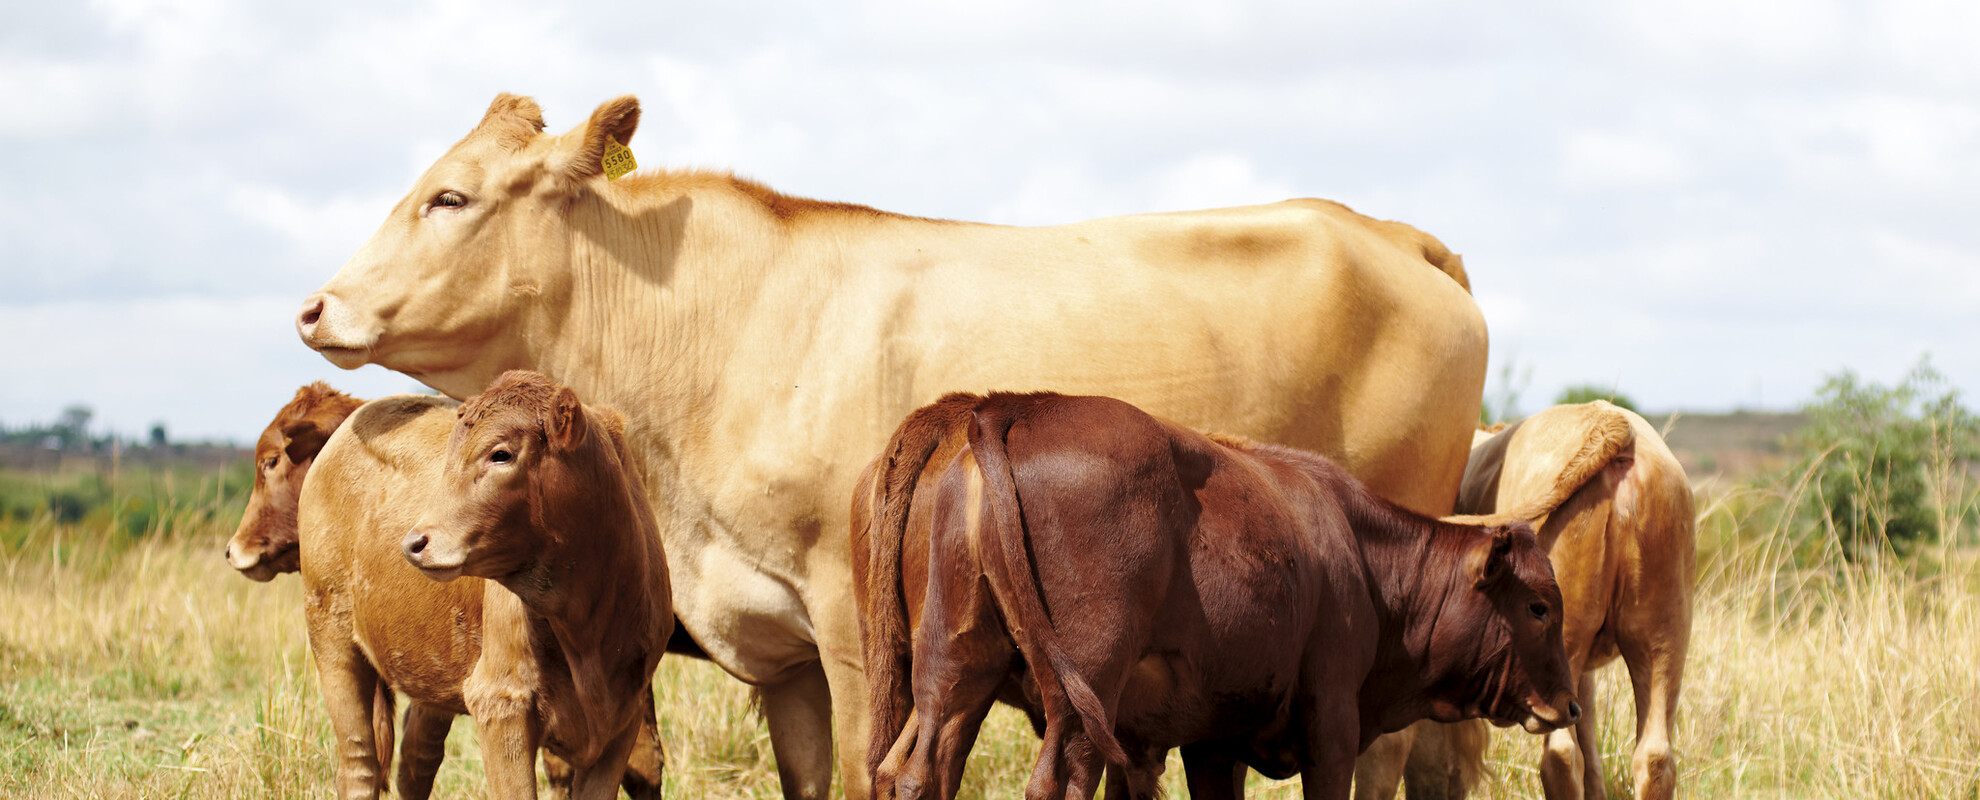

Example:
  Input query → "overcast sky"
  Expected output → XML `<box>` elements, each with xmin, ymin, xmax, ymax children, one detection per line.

<box><xmin>3</xmin><ymin>0</ymin><xmax>1976</xmax><ymax>444</ymax></box>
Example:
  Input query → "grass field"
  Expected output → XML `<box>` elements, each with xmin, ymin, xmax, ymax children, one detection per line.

<box><xmin>1</xmin><ymin>462</ymin><xmax>1977</xmax><ymax>799</ymax></box>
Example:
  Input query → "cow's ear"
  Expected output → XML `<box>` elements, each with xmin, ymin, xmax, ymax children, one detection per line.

<box><xmin>546</xmin><ymin>387</ymin><xmax>589</xmax><ymax>452</ymax></box>
<box><xmin>552</xmin><ymin>95</ymin><xmax>641</xmax><ymax>183</ymax></box>
<box><xmin>281</xmin><ymin>419</ymin><xmax>332</xmax><ymax>465</ymax></box>
<box><xmin>479</xmin><ymin>94</ymin><xmax>545</xmax><ymax>133</ymax></box>
<box><xmin>1465</xmin><ymin>527</ymin><xmax>1515</xmax><ymax>589</ymax></box>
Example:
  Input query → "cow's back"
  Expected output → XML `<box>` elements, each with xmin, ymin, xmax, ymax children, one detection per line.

<box><xmin>300</xmin><ymin>394</ymin><xmax>484</xmax><ymax>710</ymax></box>
<box><xmin>862</xmin><ymin>199</ymin><xmax>1486</xmax><ymax>518</ymax></box>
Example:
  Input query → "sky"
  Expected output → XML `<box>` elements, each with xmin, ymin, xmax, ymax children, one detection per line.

<box><xmin>2</xmin><ymin>0</ymin><xmax>1977</xmax><ymax>444</ymax></box>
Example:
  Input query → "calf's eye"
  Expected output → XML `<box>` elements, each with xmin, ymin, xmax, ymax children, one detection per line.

<box><xmin>490</xmin><ymin>449</ymin><xmax>513</xmax><ymax>464</ymax></box>
<box><xmin>1529</xmin><ymin>602</ymin><xmax>1549</xmax><ymax>620</ymax></box>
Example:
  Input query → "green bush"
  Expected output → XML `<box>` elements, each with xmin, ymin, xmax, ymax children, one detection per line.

<box><xmin>1791</xmin><ymin>358</ymin><xmax>1980</xmax><ymax>557</ymax></box>
<box><xmin>1554</xmin><ymin>383</ymin><xmax>1638</xmax><ymax>412</ymax></box>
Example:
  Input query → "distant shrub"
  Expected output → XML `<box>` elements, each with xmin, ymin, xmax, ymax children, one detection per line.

<box><xmin>1554</xmin><ymin>383</ymin><xmax>1638</xmax><ymax>412</ymax></box>
<box><xmin>1791</xmin><ymin>358</ymin><xmax>1980</xmax><ymax>557</ymax></box>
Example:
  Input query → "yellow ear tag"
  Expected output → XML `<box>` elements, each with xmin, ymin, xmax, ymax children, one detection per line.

<box><xmin>601</xmin><ymin>137</ymin><xmax>637</xmax><ymax>181</ymax></box>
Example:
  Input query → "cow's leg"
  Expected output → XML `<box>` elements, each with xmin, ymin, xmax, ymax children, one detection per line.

<box><xmin>464</xmin><ymin>670</ymin><xmax>545</xmax><ymax>800</ymax></box>
<box><xmin>544</xmin><ymin>750</ymin><xmax>575</xmax><ymax>799</ymax></box>
<box><xmin>620</xmin><ymin>685</ymin><xmax>667</xmax><ymax>800</ymax></box>
<box><xmin>1403</xmin><ymin>720</ymin><xmax>1487</xmax><ymax>800</ymax></box>
<box><xmin>894</xmin><ymin>649</ymin><xmax>1005</xmax><ymax>800</ymax></box>
<box><xmin>762</xmin><ymin>660</ymin><xmax>836</xmax><ymax>800</ymax></box>
<box><xmin>1181</xmin><ymin>743</ymin><xmax>1248</xmax><ymax>800</ymax></box>
<box><xmin>1023</xmin><ymin>717</ymin><xmax>1076</xmax><ymax>800</ymax></box>
<box><xmin>372</xmin><ymin>684</ymin><xmax>397</xmax><ymax>792</ymax></box>
<box><xmin>1349</xmin><ymin>726</ymin><xmax>1414</xmax><ymax>800</ymax></box>
<box><xmin>874</xmin><ymin>708</ymin><xmax>921</xmax><ymax>800</ymax></box>
<box><xmin>566</xmin><ymin>722</ymin><xmax>643</xmax><ymax>800</ymax></box>
<box><xmin>1621</xmin><ymin>635</ymin><xmax>1684</xmax><ymax>800</ymax></box>
<box><xmin>1539</xmin><ymin>711</ymin><xmax>1587</xmax><ymax>800</ymax></box>
<box><xmin>396</xmin><ymin>701</ymin><xmax>455</xmax><ymax>800</ymax></box>
<box><xmin>1572</xmin><ymin>672</ymin><xmax>1604</xmax><ymax>800</ymax></box>
<box><xmin>816</xmin><ymin>592</ymin><xmax>876</xmax><ymax>800</ymax></box>
<box><xmin>1107</xmin><ymin>744</ymin><xmax>1168</xmax><ymax>800</ymax></box>
<box><xmin>1300</xmin><ymin>691</ymin><xmax>1361</xmax><ymax>800</ymax></box>
<box><xmin>309</xmin><ymin>635</ymin><xmax>386</xmax><ymax>800</ymax></box>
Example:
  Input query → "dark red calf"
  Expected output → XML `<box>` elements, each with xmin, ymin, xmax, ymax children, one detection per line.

<box><xmin>854</xmin><ymin>392</ymin><xmax>1578</xmax><ymax>800</ymax></box>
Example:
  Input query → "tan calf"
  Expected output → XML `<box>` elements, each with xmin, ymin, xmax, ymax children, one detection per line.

<box><xmin>1357</xmin><ymin>401</ymin><xmax>1694</xmax><ymax>800</ymax></box>
<box><xmin>298</xmin><ymin>388</ymin><xmax>666</xmax><ymax>799</ymax></box>
<box><xmin>402</xmin><ymin>371</ymin><xmax>672</xmax><ymax>800</ymax></box>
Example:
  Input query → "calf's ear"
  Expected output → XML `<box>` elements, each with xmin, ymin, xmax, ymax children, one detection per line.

<box><xmin>1465</xmin><ymin>527</ymin><xmax>1515</xmax><ymax>589</ymax></box>
<box><xmin>546</xmin><ymin>387</ymin><xmax>589</xmax><ymax>452</ymax></box>
<box><xmin>551</xmin><ymin>95</ymin><xmax>641</xmax><ymax>183</ymax></box>
<box><xmin>281</xmin><ymin>419</ymin><xmax>333</xmax><ymax>465</ymax></box>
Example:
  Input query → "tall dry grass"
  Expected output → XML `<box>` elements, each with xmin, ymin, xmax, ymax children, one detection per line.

<box><xmin>2</xmin><ymin>454</ymin><xmax>1977</xmax><ymax>798</ymax></box>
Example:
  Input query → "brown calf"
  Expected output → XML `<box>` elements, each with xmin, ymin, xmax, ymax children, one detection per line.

<box><xmin>1362</xmin><ymin>402</ymin><xmax>1695</xmax><ymax>800</ymax></box>
<box><xmin>296</xmin><ymin>386</ymin><xmax>665</xmax><ymax>800</ymax></box>
<box><xmin>402</xmin><ymin>371</ymin><xmax>672</xmax><ymax>800</ymax></box>
<box><xmin>854</xmin><ymin>393</ymin><xmax>1580</xmax><ymax>800</ymax></box>
<box><xmin>226</xmin><ymin>381</ymin><xmax>364</xmax><ymax>581</ymax></box>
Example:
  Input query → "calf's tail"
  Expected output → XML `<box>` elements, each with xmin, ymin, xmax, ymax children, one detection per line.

<box><xmin>1446</xmin><ymin>402</ymin><xmax>1634</xmax><ymax>527</ymax></box>
<box><xmin>968</xmin><ymin>405</ymin><xmax>1129</xmax><ymax>767</ymax></box>
<box><xmin>863</xmin><ymin>394</ymin><xmax>982</xmax><ymax>774</ymax></box>
<box><xmin>373</xmin><ymin>681</ymin><xmax>395</xmax><ymax>788</ymax></box>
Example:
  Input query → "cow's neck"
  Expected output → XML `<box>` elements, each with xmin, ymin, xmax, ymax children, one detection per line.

<box><xmin>539</xmin><ymin>183</ymin><xmax>837</xmax><ymax>455</ymax></box>
<box><xmin>1342</xmin><ymin>489</ymin><xmax>1512</xmax><ymax>731</ymax></box>
<box><xmin>504</xmin><ymin>457</ymin><xmax>666</xmax><ymax>754</ymax></box>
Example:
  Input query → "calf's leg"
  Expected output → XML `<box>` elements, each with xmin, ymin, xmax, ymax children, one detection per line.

<box><xmin>396</xmin><ymin>701</ymin><xmax>455</xmax><ymax>800</ymax></box>
<box><xmin>1181</xmin><ymin>743</ymin><xmax>1248</xmax><ymax>800</ymax></box>
<box><xmin>309</xmin><ymin>635</ymin><xmax>386</xmax><ymax>800</ymax></box>
<box><xmin>620</xmin><ymin>686</ymin><xmax>667</xmax><ymax>800</ymax></box>
<box><xmin>1622</xmin><ymin>637</ymin><xmax>1684</xmax><ymax>800</ymax></box>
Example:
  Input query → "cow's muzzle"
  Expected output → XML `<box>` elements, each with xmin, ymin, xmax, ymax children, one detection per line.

<box><xmin>296</xmin><ymin>292</ymin><xmax>376</xmax><ymax>368</ymax></box>
<box><xmin>402</xmin><ymin>528</ymin><xmax>465</xmax><ymax>581</ymax></box>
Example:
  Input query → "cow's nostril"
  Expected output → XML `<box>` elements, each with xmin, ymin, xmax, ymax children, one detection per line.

<box><xmin>298</xmin><ymin>296</ymin><xmax>324</xmax><ymax>329</ymax></box>
<box><xmin>405</xmin><ymin>533</ymin><xmax>428</xmax><ymax>556</ymax></box>
<box><xmin>1567</xmin><ymin>701</ymin><xmax>1582</xmax><ymax>721</ymax></box>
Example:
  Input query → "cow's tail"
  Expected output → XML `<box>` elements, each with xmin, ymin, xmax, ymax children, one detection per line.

<box><xmin>372</xmin><ymin>681</ymin><xmax>396</xmax><ymax>788</ymax></box>
<box><xmin>968</xmin><ymin>405</ymin><xmax>1129</xmax><ymax>767</ymax></box>
<box><xmin>1445</xmin><ymin>401</ymin><xmax>1634</xmax><ymax>527</ymax></box>
<box><xmin>862</xmin><ymin>394</ymin><xmax>982</xmax><ymax>775</ymax></box>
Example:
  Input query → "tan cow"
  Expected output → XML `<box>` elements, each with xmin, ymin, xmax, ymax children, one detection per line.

<box><xmin>296</xmin><ymin>93</ymin><xmax>1489</xmax><ymax>799</ymax></box>
<box><xmin>300</xmin><ymin>391</ymin><xmax>669</xmax><ymax>800</ymax></box>
<box><xmin>1356</xmin><ymin>401</ymin><xmax>1695</xmax><ymax>800</ymax></box>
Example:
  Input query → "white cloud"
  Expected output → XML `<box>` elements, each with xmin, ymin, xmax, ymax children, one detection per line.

<box><xmin>3</xmin><ymin>0</ymin><xmax>1980</xmax><ymax>440</ymax></box>
<box><xmin>1557</xmin><ymin>131</ymin><xmax>1692</xmax><ymax>190</ymax></box>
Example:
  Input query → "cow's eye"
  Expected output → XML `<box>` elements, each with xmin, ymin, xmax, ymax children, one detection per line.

<box><xmin>1529</xmin><ymin>602</ymin><xmax>1549</xmax><ymax>620</ymax></box>
<box><xmin>490</xmin><ymin>449</ymin><xmax>513</xmax><ymax>464</ymax></box>
<box><xmin>263</xmin><ymin>456</ymin><xmax>279</xmax><ymax>470</ymax></box>
<box><xmin>431</xmin><ymin>191</ymin><xmax>467</xmax><ymax>210</ymax></box>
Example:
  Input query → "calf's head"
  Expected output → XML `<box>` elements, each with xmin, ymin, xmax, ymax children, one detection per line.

<box><xmin>295</xmin><ymin>93</ymin><xmax>641</xmax><ymax>399</ymax></box>
<box><xmin>226</xmin><ymin>383</ymin><xmax>362</xmax><ymax>581</ymax></box>
<box><xmin>1431</xmin><ymin>523</ymin><xmax>1579</xmax><ymax>734</ymax></box>
<box><xmin>402</xmin><ymin>370</ymin><xmax>613</xmax><ymax>582</ymax></box>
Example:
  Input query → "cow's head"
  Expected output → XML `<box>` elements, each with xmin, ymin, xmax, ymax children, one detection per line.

<box><xmin>226</xmin><ymin>382</ymin><xmax>363</xmax><ymax>581</ymax></box>
<box><xmin>1430</xmin><ymin>522</ymin><xmax>1579</xmax><ymax>734</ymax></box>
<box><xmin>296</xmin><ymin>94</ymin><xmax>641</xmax><ymax>399</ymax></box>
<box><xmin>402</xmin><ymin>370</ymin><xmax>614</xmax><ymax>583</ymax></box>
